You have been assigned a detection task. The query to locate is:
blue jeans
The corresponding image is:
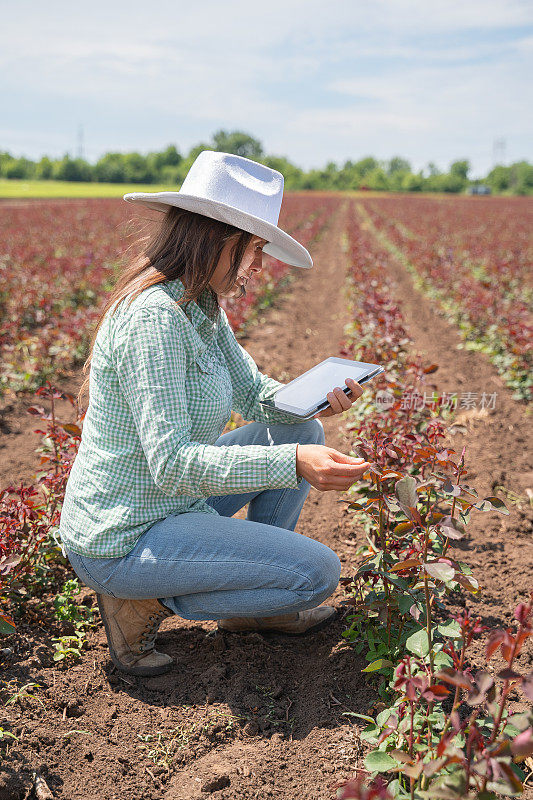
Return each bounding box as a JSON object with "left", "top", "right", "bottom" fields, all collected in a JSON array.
[{"left": 64, "top": 418, "right": 342, "bottom": 621}]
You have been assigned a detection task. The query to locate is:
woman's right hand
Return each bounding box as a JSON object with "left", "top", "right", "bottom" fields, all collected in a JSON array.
[{"left": 295, "top": 444, "right": 371, "bottom": 492}]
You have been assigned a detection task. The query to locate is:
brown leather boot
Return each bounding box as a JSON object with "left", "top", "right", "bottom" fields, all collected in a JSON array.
[
  {"left": 217, "top": 605, "right": 337, "bottom": 636},
  {"left": 96, "top": 594, "right": 175, "bottom": 676}
]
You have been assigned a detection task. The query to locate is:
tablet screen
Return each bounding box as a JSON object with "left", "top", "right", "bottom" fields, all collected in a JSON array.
[{"left": 273, "top": 358, "right": 381, "bottom": 415}]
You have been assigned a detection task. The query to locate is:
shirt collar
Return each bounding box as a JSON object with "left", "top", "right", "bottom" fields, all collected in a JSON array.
[{"left": 163, "top": 278, "right": 220, "bottom": 340}]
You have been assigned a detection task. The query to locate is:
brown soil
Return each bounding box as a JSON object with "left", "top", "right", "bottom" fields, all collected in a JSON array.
[
  {"left": 355, "top": 201, "right": 533, "bottom": 635},
  {"left": 1, "top": 199, "right": 531, "bottom": 800},
  {"left": 0, "top": 378, "right": 82, "bottom": 489}
]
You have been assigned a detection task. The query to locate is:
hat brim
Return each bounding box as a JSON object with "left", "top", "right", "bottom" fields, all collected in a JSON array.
[{"left": 122, "top": 191, "right": 313, "bottom": 269}]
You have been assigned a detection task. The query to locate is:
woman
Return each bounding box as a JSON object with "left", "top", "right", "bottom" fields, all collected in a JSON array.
[{"left": 59, "top": 151, "right": 371, "bottom": 677}]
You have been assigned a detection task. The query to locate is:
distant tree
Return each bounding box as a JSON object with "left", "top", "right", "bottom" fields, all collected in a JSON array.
[
  {"left": 94, "top": 153, "right": 127, "bottom": 183},
  {"left": 53, "top": 155, "right": 92, "bottom": 182},
  {"left": 400, "top": 171, "right": 424, "bottom": 191},
  {"left": 211, "top": 130, "right": 263, "bottom": 160},
  {"left": 425, "top": 161, "right": 441, "bottom": 177},
  {"left": 262, "top": 155, "right": 304, "bottom": 189},
  {"left": 146, "top": 145, "right": 183, "bottom": 179},
  {"left": 0, "top": 136, "right": 530, "bottom": 194},
  {"left": 355, "top": 156, "right": 378, "bottom": 177},
  {"left": 158, "top": 164, "right": 182, "bottom": 185},
  {"left": 0, "top": 151, "right": 10, "bottom": 177},
  {"left": 300, "top": 168, "right": 324, "bottom": 190},
  {"left": 364, "top": 167, "right": 389, "bottom": 190},
  {"left": 186, "top": 143, "right": 212, "bottom": 162},
  {"left": 486, "top": 161, "right": 533, "bottom": 195},
  {"left": 449, "top": 160, "right": 470, "bottom": 181},
  {"left": 429, "top": 172, "right": 467, "bottom": 193},
  {"left": 2, "top": 156, "right": 35, "bottom": 179},
  {"left": 320, "top": 161, "right": 344, "bottom": 189},
  {"left": 123, "top": 152, "right": 156, "bottom": 184},
  {"left": 507, "top": 161, "right": 533, "bottom": 195},
  {"left": 35, "top": 156, "right": 54, "bottom": 179},
  {"left": 334, "top": 162, "right": 359, "bottom": 191},
  {"left": 160, "top": 144, "right": 182, "bottom": 166},
  {"left": 339, "top": 160, "right": 365, "bottom": 190},
  {"left": 389, "top": 169, "right": 410, "bottom": 192},
  {"left": 387, "top": 156, "right": 411, "bottom": 175},
  {"left": 175, "top": 143, "right": 214, "bottom": 183},
  {"left": 485, "top": 164, "right": 509, "bottom": 193}
]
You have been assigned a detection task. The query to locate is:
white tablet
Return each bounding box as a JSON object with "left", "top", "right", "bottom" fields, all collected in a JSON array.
[{"left": 259, "top": 357, "right": 384, "bottom": 420}]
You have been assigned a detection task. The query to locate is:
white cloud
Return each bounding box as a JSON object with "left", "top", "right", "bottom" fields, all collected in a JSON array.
[{"left": 0, "top": 0, "right": 531, "bottom": 176}]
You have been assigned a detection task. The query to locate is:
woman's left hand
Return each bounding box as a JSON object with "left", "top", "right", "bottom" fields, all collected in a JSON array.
[{"left": 313, "top": 377, "right": 364, "bottom": 419}]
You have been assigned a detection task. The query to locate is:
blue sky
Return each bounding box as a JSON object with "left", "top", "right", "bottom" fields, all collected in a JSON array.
[{"left": 1, "top": 0, "right": 532, "bottom": 178}]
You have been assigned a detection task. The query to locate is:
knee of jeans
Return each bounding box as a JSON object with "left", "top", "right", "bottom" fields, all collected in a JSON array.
[
  {"left": 298, "top": 418, "right": 325, "bottom": 446},
  {"left": 306, "top": 545, "right": 342, "bottom": 596}
]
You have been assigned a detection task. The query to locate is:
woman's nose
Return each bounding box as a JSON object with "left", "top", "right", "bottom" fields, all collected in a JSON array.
[{"left": 251, "top": 251, "right": 263, "bottom": 272}]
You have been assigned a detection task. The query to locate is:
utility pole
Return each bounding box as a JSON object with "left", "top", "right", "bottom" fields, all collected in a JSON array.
[
  {"left": 77, "top": 125, "right": 85, "bottom": 160},
  {"left": 492, "top": 137, "right": 506, "bottom": 166}
]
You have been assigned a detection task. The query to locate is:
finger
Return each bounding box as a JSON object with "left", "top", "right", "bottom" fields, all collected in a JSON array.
[
  {"left": 319, "top": 476, "right": 370, "bottom": 490},
  {"left": 346, "top": 377, "right": 363, "bottom": 394},
  {"left": 327, "top": 450, "right": 369, "bottom": 464},
  {"left": 325, "top": 462, "right": 372, "bottom": 477},
  {"left": 332, "top": 386, "right": 352, "bottom": 410},
  {"left": 345, "top": 378, "right": 363, "bottom": 398},
  {"left": 326, "top": 391, "right": 343, "bottom": 414}
]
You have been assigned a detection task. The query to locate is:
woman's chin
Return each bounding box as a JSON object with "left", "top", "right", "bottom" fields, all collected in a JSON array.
[{"left": 220, "top": 284, "right": 245, "bottom": 300}]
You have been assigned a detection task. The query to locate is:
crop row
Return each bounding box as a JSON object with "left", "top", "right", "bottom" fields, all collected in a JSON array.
[
  {"left": 0, "top": 195, "right": 340, "bottom": 398},
  {"left": 355, "top": 197, "right": 533, "bottom": 402},
  {"left": 332, "top": 201, "right": 532, "bottom": 799}
]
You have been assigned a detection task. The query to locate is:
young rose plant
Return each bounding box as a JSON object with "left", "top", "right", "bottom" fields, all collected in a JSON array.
[
  {"left": 349, "top": 598, "right": 533, "bottom": 799},
  {"left": 0, "top": 382, "right": 84, "bottom": 627},
  {"left": 339, "top": 431, "right": 508, "bottom": 685}
]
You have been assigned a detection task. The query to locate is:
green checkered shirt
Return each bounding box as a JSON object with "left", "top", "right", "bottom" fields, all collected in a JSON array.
[{"left": 58, "top": 278, "right": 306, "bottom": 558}]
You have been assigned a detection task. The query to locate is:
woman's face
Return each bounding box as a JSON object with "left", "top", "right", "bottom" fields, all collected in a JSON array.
[{"left": 209, "top": 234, "right": 267, "bottom": 299}]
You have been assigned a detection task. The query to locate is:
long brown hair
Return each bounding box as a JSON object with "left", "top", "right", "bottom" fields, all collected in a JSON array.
[{"left": 77, "top": 206, "right": 254, "bottom": 408}]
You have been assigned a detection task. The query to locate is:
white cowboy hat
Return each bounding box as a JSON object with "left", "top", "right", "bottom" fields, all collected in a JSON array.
[{"left": 123, "top": 150, "right": 313, "bottom": 269}]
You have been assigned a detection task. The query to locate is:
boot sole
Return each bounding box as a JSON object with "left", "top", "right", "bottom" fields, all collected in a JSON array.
[
  {"left": 97, "top": 595, "right": 174, "bottom": 677},
  {"left": 218, "top": 608, "right": 338, "bottom": 637}
]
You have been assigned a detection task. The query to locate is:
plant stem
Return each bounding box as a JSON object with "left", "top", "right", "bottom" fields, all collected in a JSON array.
[
  {"left": 377, "top": 478, "right": 386, "bottom": 552},
  {"left": 50, "top": 392, "right": 60, "bottom": 477},
  {"left": 439, "top": 637, "right": 466, "bottom": 741},
  {"left": 487, "top": 622, "right": 522, "bottom": 746},
  {"left": 423, "top": 572, "right": 434, "bottom": 676}
]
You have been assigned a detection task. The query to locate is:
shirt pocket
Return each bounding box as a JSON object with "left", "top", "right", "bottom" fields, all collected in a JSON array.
[
  {"left": 187, "top": 351, "right": 231, "bottom": 405},
  {"left": 186, "top": 351, "right": 233, "bottom": 438},
  {"left": 191, "top": 351, "right": 220, "bottom": 395}
]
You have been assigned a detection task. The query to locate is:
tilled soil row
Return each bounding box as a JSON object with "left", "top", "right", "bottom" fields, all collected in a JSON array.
[{"left": 350, "top": 199, "right": 533, "bottom": 634}]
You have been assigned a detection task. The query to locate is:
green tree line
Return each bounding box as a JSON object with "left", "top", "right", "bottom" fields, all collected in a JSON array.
[{"left": 1, "top": 130, "right": 531, "bottom": 194}]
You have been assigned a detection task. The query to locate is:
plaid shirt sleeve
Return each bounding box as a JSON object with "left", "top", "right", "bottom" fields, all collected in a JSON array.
[
  {"left": 112, "top": 305, "right": 301, "bottom": 498},
  {"left": 218, "top": 307, "right": 310, "bottom": 427}
]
